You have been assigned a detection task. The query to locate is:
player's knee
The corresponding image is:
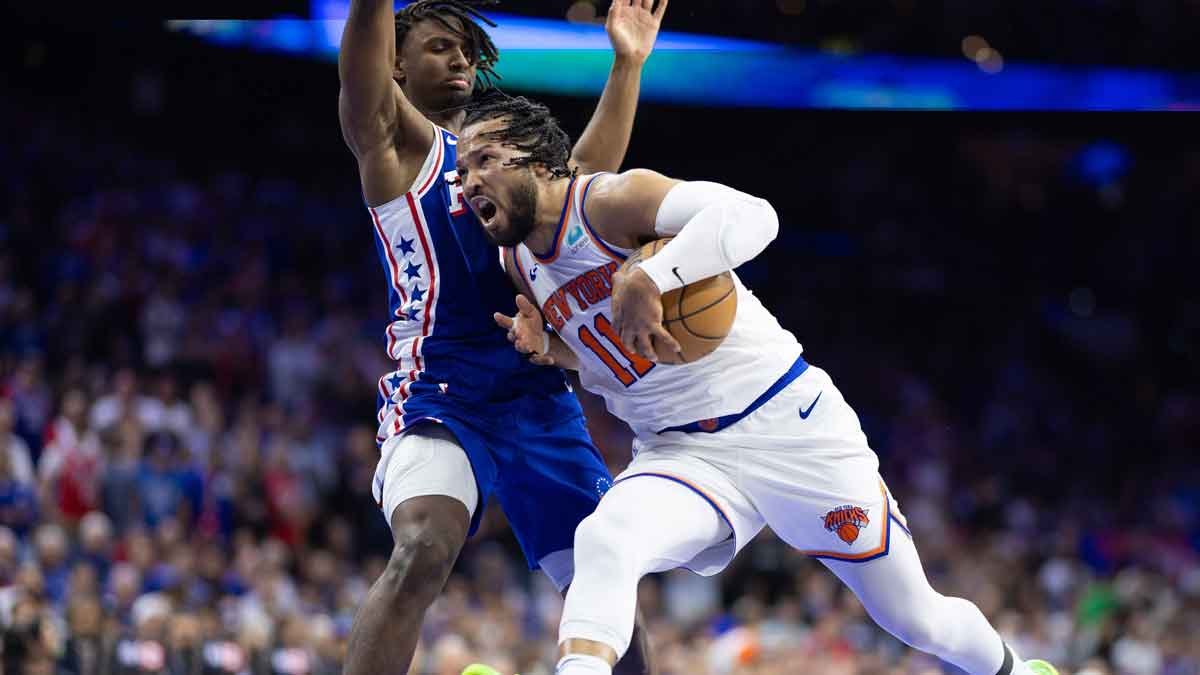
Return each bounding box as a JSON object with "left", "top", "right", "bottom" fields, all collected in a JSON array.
[
  {"left": 573, "top": 510, "right": 633, "bottom": 573},
  {"left": 380, "top": 525, "right": 459, "bottom": 608}
]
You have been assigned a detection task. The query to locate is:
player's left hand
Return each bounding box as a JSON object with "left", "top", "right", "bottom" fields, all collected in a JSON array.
[
  {"left": 611, "top": 266, "right": 682, "bottom": 363},
  {"left": 606, "top": 0, "right": 668, "bottom": 64},
  {"left": 495, "top": 295, "right": 557, "bottom": 366}
]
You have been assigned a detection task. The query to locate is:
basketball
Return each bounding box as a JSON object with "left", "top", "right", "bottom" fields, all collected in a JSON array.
[{"left": 625, "top": 237, "right": 737, "bottom": 364}]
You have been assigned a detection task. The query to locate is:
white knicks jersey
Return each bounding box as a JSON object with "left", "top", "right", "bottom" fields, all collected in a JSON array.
[{"left": 510, "top": 174, "right": 805, "bottom": 440}]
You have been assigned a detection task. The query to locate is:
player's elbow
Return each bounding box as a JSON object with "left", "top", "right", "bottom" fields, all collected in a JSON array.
[
  {"left": 720, "top": 194, "right": 778, "bottom": 260},
  {"left": 749, "top": 196, "right": 780, "bottom": 245}
]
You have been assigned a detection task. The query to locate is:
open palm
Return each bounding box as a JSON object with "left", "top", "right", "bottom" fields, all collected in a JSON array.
[{"left": 606, "top": 0, "right": 668, "bottom": 63}]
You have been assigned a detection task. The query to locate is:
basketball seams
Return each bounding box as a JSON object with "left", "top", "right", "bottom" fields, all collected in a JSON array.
[
  {"left": 664, "top": 277, "right": 736, "bottom": 341},
  {"left": 664, "top": 277, "right": 735, "bottom": 322}
]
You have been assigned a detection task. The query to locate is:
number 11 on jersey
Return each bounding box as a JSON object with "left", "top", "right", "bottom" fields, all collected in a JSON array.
[{"left": 578, "top": 314, "right": 655, "bottom": 387}]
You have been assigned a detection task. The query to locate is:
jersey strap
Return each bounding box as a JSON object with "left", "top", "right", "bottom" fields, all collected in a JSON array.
[
  {"left": 576, "top": 173, "right": 628, "bottom": 263},
  {"left": 655, "top": 355, "right": 808, "bottom": 435}
]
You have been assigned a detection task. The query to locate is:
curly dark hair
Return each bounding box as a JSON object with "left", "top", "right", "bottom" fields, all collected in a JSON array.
[
  {"left": 395, "top": 0, "right": 502, "bottom": 89},
  {"left": 462, "top": 89, "right": 575, "bottom": 179}
]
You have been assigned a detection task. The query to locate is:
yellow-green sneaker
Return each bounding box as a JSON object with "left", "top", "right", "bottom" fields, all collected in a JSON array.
[
  {"left": 1027, "top": 660, "right": 1059, "bottom": 675},
  {"left": 462, "top": 665, "right": 515, "bottom": 675}
]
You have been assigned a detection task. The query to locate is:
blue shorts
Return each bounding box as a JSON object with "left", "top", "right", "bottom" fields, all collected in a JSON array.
[{"left": 393, "top": 390, "right": 612, "bottom": 570}]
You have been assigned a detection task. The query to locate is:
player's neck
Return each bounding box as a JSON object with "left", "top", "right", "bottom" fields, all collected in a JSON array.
[
  {"left": 526, "top": 177, "right": 573, "bottom": 254},
  {"left": 422, "top": 107, "right": 466, "bottom": 133}
]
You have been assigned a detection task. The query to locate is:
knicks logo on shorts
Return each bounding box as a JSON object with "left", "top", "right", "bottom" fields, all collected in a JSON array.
[
  {"left": 698, "top": 418, "right": 718, "bottom": 431},
  {"left": 822, "top": 505, "right": 870, "bottom": 545}
]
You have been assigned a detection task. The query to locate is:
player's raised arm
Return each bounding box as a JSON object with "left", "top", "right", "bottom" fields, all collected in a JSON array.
[
  {"left": 585, "top": 169, "right": 780, "bottom": 361},
  {"left": 338, "top": 0, "right": 435, "bottom": 202},
  {"left": 568, "top": 0, "right": 668, "bottom": 175}
]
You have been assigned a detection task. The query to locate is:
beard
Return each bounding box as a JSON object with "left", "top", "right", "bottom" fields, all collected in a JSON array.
[{"left": 483, "top": 176, "right": 539, "bottom": 248}]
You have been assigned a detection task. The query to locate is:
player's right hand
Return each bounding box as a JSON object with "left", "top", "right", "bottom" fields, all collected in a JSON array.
[{"left": 494, "top": 295, "right": 555, "bottom": 366}]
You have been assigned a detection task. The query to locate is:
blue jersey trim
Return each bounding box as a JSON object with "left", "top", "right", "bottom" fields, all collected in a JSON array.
[
  {"left": 530, "top": 176, "right": 578, "bottom": 262},
  {"left": 656, "top": 355, "right": 809, "bottom": 435},
  {"left": 579, "top": 173, "right": 628, "bottom": 262}
]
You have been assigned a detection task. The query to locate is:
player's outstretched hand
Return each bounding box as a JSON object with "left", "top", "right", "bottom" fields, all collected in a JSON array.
[
  {"left": 606, "top": 0, "right": 668, "bottom": 64},
  {"left": 611, "top": 267, "right": 682, "bottom": 363},
  {"left": 494, "top": 295, "right": 556, "bottom": 366}
]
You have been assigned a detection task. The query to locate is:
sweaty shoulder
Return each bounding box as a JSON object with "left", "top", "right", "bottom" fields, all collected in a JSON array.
[{"left": 581, "top": 170, "right": 681, "bottom": 248}]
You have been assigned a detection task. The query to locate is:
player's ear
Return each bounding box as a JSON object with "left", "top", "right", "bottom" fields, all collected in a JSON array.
[{"left": 393, "top": 52, "right": 407, "bottom": 84}]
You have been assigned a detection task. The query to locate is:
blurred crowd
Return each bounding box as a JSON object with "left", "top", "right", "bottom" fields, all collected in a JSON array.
[{"left": 3, "top": 22, "right": 1200, "bottom": 675}]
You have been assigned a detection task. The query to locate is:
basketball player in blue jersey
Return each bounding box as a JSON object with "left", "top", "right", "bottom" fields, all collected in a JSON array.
[
  {"left": 336, "top": 2, "right": 667, "bottom": 674},
  {"left": 456, "top": 94, "right": 1061, "bottom": 675}
]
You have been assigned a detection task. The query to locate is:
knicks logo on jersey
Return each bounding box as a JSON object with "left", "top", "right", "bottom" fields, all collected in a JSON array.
[
  {"left": 822, "top": 505, "right": 870, "bottom": 545},
  {"left": 444, "top": 170, "right": 466, "bottom": 216},
  {"left": 540, "top": 261, "right": 620, "bottom": 332}
]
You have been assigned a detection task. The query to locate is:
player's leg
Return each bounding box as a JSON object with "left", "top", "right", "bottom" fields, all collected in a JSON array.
[
  {"left": 542, "top": 547, "right": 652, "bottom": 675},
  {"left": 493, "top": 410, "right": 655, "bottom": 675},
  {"left": 821, "top": 523, "right": 1039, "bottom": 675},
  {"left": 555, "top": 475, "right": 734, "bottom": 675},
  {"left": 740, "top": 364, "right": 1049, "bottom": 674},
  {"left": 344, "top": 424, "right": 483, "bottom": 675}
]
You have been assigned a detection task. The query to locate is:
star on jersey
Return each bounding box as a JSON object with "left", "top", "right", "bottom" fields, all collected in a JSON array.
[
  {"left": 404, "top": 261, "right": 423, "bottom": 280},
  {"left": 387, "top": 373, "right": 404, "bottom": 390},
  {"left": 397, "top": 237, "right": 415, "bottom": 256},
  {"left": 410, "top": 286, "right": 425, "bottom": 302},
  {"left": 406, "top": 306, "right": 421, "bottom": 321}
]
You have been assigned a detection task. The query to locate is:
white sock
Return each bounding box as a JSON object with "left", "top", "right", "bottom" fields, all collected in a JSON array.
[
  {"left": 1006, "top": 644, "right": 1036, "bottom": 675},
  {"left": 555, "top": 654, "right": 612, "bottom": 675}
]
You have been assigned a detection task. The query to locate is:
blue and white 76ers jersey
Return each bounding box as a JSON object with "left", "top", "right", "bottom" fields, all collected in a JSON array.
[{"left": 510, "top": 174, "right": 804, "bottom": 440}]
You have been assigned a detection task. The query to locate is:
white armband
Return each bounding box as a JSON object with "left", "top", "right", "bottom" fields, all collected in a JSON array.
[{"left": 637, "top": 181, "right": 779, "bottom": 293}]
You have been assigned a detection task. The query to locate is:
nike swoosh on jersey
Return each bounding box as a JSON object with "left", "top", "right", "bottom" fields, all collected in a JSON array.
[{"left": 799, "top": 391, "right": 823, "bottom": 419}]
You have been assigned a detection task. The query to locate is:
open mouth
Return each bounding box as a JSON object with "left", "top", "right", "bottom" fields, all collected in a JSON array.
[{"left": 471, "top": 196, "right": 498, "bottom": 224}]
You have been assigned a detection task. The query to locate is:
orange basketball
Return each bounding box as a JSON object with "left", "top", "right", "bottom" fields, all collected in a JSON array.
[
  {"left": 623, "top": 237, "right": 737, "bottom": 364},
  {"left": 837, "top": 522, "right": 861, "bottom": 545}
]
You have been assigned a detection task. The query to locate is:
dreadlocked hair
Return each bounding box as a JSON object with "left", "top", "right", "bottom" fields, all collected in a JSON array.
[
  {"left": 463, "top": 89, "right": 575, "bottom": 179},
  {"left": 395, "top": 0, "right": 502, "bottom": 89}
]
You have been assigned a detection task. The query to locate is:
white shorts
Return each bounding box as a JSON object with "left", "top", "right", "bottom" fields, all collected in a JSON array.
[
  {"left": 619, "top": 364, "right": 909, "bottom": 576},
  {"left": 371, "top": 424, "right": 480, "bottom": 531}
]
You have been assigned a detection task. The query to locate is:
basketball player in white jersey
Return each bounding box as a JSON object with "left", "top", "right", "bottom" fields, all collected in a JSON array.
[{"left": 453, "top": 93, "right": 1061, "bottom": 675}]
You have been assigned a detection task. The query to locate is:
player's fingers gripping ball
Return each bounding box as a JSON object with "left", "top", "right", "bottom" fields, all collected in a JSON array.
[{"left": 621, "top": 237, "right": 737, "bottom": 364}]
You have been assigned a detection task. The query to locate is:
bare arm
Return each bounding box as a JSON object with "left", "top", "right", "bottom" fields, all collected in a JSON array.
[
  {"left": 569, "top": 0, "right": 668, "bottom": 175},
  {"left": 539, "top": 332, "right": 582, "bottom": 371},
  {"left": 338, "top": 0, "right": 435, "bottom": 204},
  {"left": 581, "top": 169, "right": 680, "bottom": 246}
]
